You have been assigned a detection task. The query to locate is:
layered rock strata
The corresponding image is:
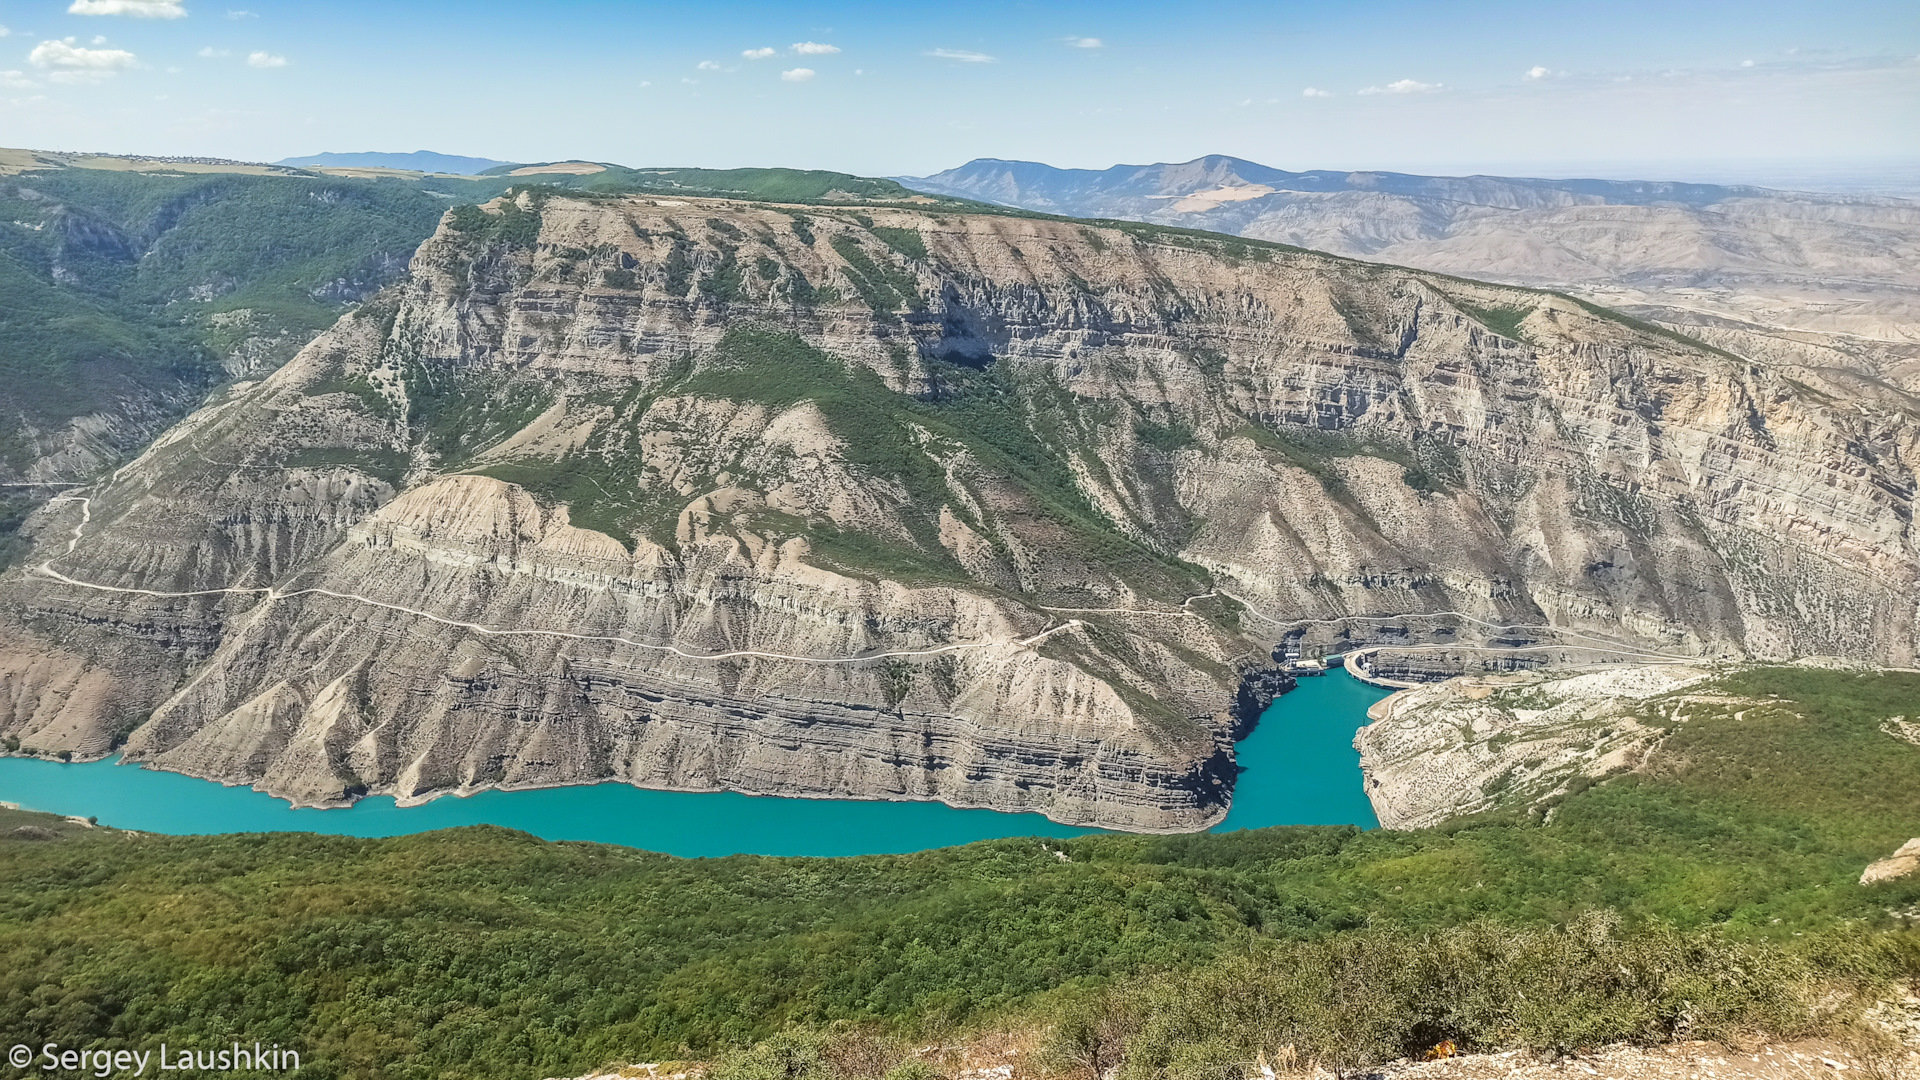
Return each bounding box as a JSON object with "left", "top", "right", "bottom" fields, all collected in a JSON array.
[{"left": 1, "top": 192, "right": 1915, "bottom": 829}]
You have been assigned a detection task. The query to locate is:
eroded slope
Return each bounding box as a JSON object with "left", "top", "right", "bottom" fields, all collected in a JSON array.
[{"left": 1, "top": 191, "right": 1913, "bottom": 829}]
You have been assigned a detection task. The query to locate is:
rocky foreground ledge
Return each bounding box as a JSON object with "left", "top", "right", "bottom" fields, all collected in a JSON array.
[{"left": 555, "top": 1011, "right": 1920, "bottom": 1080}]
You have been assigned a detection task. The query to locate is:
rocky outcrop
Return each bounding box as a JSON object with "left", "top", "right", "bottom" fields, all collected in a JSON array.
[
  {"left": 1863, "top": 839, "right": 1920, "bottom": 885},
  {"left": 1, "top": 191, "right": 1915, "bottom": 830},
  {"left": 1232, "top": 668, "right": 1297, "bottom": 737},
  {"left": 1353, "top": 665, "right": 1715, "bottom": 829}
]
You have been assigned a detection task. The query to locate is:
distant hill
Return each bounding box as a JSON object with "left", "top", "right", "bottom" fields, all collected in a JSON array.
[
  {"left": 898, "top": 155, "right": 1920, "bottom": 387},
  {"left": 277, "top": 151, "right": 516, "bottom": 175},
  {"left": 0, "top": 149, "right": 484, "bottom": 546},
  {"left": 900, "top": 154, "right": 1761, "bottom": 216}
]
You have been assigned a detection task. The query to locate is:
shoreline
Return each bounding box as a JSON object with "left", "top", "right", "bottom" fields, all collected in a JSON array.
[{"left": 0, "top": 664, "right": 1413, "bottom": 841}]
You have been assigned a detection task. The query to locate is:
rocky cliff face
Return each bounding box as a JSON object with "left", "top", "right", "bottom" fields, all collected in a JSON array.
[
  {"left": 904, "top": 156, "right": 1920, "bottom": 404},
  {"left": 1353, "top": 665, "right": 1715, "bottom": 829},
  {"left": 1, "top": 191, "right": 1914, "bottom": 830}
]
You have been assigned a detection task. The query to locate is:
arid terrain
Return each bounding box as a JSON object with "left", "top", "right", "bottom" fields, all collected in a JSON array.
[
  {"left": 1, "top": 188, "right": 1913, "bottom": 828},
  {"left": 904, "top": 156, "right": 1920, "bottom": 409}
]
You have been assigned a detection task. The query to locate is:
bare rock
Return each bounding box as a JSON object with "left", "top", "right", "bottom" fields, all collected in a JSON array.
[
  {"left": 1863, "top": 838, "right": 1920, "bottom": 885},
  {"left": 2, "top": 193, "right": 1916, "bottom": 831}
]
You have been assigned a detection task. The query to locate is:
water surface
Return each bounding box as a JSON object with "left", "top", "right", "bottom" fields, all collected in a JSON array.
[
  {"left": 0, "top": 671, "right": 1388, "bottom": 855},
  {"left": 1216, "top": 669, "right": 1388, "bottom": 831}
]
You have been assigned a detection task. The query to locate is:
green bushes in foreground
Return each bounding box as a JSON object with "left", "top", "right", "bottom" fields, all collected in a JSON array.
[
  {"left": 711, "top": 918, "right": 1917, "bottom": 1080},
  {"left": 1053, "top": 916, "right": 1914, "bottom": 1077}
]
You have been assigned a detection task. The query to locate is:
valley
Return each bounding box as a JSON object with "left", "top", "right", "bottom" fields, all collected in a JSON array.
[
  {"left": 3, "top": 663, "right": 1916, "bottom": 1077},
  {"left": 1, "top": 0, "right": 1915, "bottom": 1070},
  {"left": 11, "top": 0, "right": 1920, "bottom": 1068},
  {"left": 1, "top": 180, "right": 1912, "bottom": 831}
]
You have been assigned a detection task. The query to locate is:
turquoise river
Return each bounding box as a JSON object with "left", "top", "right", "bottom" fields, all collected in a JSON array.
[{"left": 0, "top": 670, "right": 1389, "bottom": 856}]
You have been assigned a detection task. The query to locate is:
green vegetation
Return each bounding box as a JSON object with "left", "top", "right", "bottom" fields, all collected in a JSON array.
[
  {"left": 0, "top": 668, "right": 1916, "bottom": 1079},
  {"left": 279, "top": 447, "right": 411, "bottom": 486},
  {"left": 0, "top": 246, "right": 206, "bottom": 466},
  {"left": 869, "top": 226, "right": 929, "bottom": 262},
  {"left": 1563, "top": 294, "right": 1746, "bottom": 362},
  {"left": 828, "top": 234, "right": 924, "bottom": 323},
  {"left": 445, "top": 199, "right": 543, "bottom": 247},
  {"left": 784, "top": 211, "right": 818, "bottom": 245},
  {"left": 403, "top": 363, "right": 553, "bottom": 464},
  {"left": 1233, "top": 423, "right": 1464, "bottom": 498},
  {"left": 1133, "top": 418, "right": 1196, "bottom": 453},
  {"left": 428, "top": 329, "right": 1203, "bottom": 594},
  {"left": 480, "top": 164, "right": 921, "bottom": 205},
  {"left": 1449, "top": 299, "right": 1536, "bottom": 344},
  {"left": 686, "top": 331, "right": 1201, "bottom": 595},
  {"left": 0, "top": 164, "right": 467, "bottom": 555},
  {"left": 471, "top": 454, "right": 665, "bottom": 553},
  {"left": 0, "top": 490, "right": 46, "bottom": 570},
  {"left": 305, "top": 372, "right": 396, "bottom": 418},
  {"left": 699, "top": 248, "right": 747, "bottom": 305},
  {"left": 662, "top": 238, "right": 696, "bottom": 297}
]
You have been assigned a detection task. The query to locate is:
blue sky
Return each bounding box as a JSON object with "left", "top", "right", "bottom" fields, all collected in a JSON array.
[{"left": 0, "top": 0, "right": 1914, "bottom": 182}]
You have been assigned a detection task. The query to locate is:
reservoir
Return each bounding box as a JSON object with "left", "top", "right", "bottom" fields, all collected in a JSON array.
[{"left": 0, "top": 670, "right": 1390, "bottom": 856}]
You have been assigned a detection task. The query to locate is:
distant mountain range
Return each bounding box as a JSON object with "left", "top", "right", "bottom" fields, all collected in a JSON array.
[
  {"left": 893, "top": 155, "right": 1919, "bottom": 292},
  {"left": 276, "top": 151, "right": 516, "bottom": 175},
  {"left": 901, "top": 155, "right": 1762, "bottom": 216},
  {"left": 899, "top": 155, "right": 1920, "bottom": 384}
]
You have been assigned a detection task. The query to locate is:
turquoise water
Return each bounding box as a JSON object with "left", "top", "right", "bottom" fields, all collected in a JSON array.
[
  {"left": 1215, "top": 670, "right": 1388, "bottom": 831},
  {"left": 0, "top": 671, "right": 1388, "bottom": 855}
]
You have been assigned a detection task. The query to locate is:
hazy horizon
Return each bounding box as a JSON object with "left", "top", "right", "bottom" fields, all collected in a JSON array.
[{"left": 0, "top": 0, "right": 1913, "bottom": 186}]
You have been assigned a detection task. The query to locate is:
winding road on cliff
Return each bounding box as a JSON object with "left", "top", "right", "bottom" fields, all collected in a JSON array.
[{"left": 30, "top": 493, "right": 1699, "bottom": 675}]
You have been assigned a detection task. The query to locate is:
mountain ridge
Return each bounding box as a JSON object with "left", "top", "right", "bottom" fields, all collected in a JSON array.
[
  {"left": 276, "top": 150, "right": 517, "bottom": 175},
  {"left": 1, "top": 189, "right": 1911, "bottom": 829},
  {"left": 899, "top": 153, "right": 1920, "bottom": 411},
  {"left": 902, "top": 154, "right": 1792, "bottom": 212}
]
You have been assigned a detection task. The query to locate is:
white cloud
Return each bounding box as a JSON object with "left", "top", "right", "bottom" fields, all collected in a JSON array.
[
  {"left": 1, "top": 70, "right": 37, "bottom": 88},
  {"left": 225, "top": 8, "right": 255, "bottom": 17},
  {"left": 928, "top": 48, "right": 993, "bottom": 63},
  {"left": 1065, "top": 36, "right": 1102, "bottom": 48},
  {"left": 0, "top": 25, "right": 11, "bottom": 37},
  {"left": 742, "top": 47, "right": 776, "bottom": 60},
  {"left": 1525, "top": 65, "right": 1551, "bottom": 80},
  {"left": 1302, "top": 86, "right": 1332, "bottom": 97},
  {"left": 780, "top": 67, "right": 814, "bottom": 82},
  {"left": 790, "top": 41, "right": 838, "bottom": 55},
  {"left": 639, "top": 79, "right": 651, "bottom": 87},
  {"left": 696, "top": 59, "right": 721, "bottom": 71},
  {"left": 1740, "top": 59, "right": 1755, "bottom": 67},
  {"left": 30, "top": 38, "right": 137, "bottom": 74},
  {"left": 245, "top": 50, "right": 285, "bottom": 67},
  {"left": 1358, "top": 78, "right": 1441, "bottom": 95},
  {"left": 67, "top": 0, "right": 186, "bottom": 18},
  {"left": 197, "top": 45, "right": 227, "bottom": 56}
]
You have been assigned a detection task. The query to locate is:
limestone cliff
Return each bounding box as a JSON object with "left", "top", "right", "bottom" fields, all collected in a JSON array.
[
  {"left": 1353, "top": 665, "right": 1716, "bottom": 829},
  {"left": 1, "top": 191, "right": 1914, "bottom": 830}
]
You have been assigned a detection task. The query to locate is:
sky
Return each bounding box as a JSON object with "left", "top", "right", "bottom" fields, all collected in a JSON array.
[{"left": 0, "top": 0, "right": 1915, "bottom": 185}]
